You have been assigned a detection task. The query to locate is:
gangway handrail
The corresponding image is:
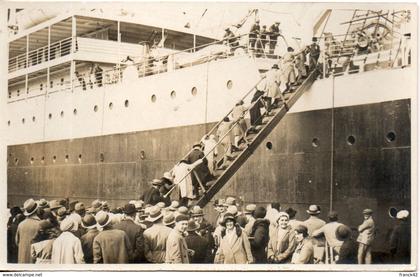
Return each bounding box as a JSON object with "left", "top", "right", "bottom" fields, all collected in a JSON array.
[{"left": 163, "top": 76, "right": 266, "bottom": 199}]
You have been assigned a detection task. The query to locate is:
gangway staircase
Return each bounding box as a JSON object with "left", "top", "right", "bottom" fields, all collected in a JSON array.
[{"left": 166, "top": 69, "right": 319, "bottom": 208}]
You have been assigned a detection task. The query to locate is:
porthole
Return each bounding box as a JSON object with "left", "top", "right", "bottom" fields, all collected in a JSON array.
[
  {"left": 109, "top": 102, "right": 113, "bottom": 109},
  {"left": 73, "top": 108, "right": 77, "bottom": 115},
  {"left": 78, "top": 154, "right": 82, "bottom": 163},
  {"left": 388, "top": 207, "right": 398, "bottom": 218},
  {"left": 14, "top": 158, "right": 19, "bottom": 165},
  {"left": 8, "top": 92, "right": 11, "bottom": 98},
  {"left": 124, "top": 100, "right": 129, "bottom": 107},
  {"left": 65, "top": 154, "right": 69, "bottom": 162},
  {"left": 312, "top": 138, "right": 319, "bottom": 147},
  {"left": 151, "top": 95, "right": 157, "bottom": 103},
  {"left": 386, "top": 131, "right": 396, "bottom": 142},
  {"left": 48, "top": 113, "right": 52, "bottom": 119},
  {"left": 266, "top": 141, "right": 273, "bottom": 150},
  {"left": 21, "top": 118, "right": 25, "bottom": 124},
  {"left": 60, "top": 78, "right": 64, "bottom": 86},
  {"left": 41, "top": 156, "right": 45, "bottom": 163},
  {"left": 94, "top": 105, "right": 98, "bottom": 112},
  {"left": 30, "top": 157, "right": 34, "bottom": 164},
  {"left": 17, "top": 89, "right": 20, "bottom": 96},
  {"left": 53, "top": 155, "right": 57, "bottom": 163},
  {"left": 32, "top": 116, "right": 36, "bottom": 122},
  {"left": 226, "top": 80, "right": 233, "bottom": 90},
  {"left": 50, "top": 81, "right": 53, "bottom": 88},
  {"left": 170, "top": 90, "right": 176, "bottom": 99},
  {"left": 191, "top": 87, "right": 198, "bottom": 96},
  {"left": 99, "top": 153, "right": 105, "bottom": 162},
  {"left": 60, "top": 111, "right": 64, "bottom": 117},
  {"left": 7, "top": 120, "right": 10, "bottom": 126},
  {"left": 140, "top": 150, "right": 146, "bottom": 160},
  {"left": 347, "top": 135, "right": 356, "bottom": 145},
  {"left": 40, "top": 83, "right": 43, "bottom": 91}
]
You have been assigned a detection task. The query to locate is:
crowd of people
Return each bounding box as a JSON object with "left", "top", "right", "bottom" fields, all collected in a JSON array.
[{"left": 7, "top": 195, "right": 411, "bottom": 265}]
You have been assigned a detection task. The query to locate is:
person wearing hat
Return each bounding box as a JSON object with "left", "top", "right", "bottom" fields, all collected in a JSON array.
[
  {"left": 51, "top": 218, "right": 85, "bottom": 264},
  {"left": 266, "top": 202, "right": 281, "bottom": 240},
  {"left": 7, "top": 206, "right": 23, "bottom": 263},
  {"left": 113, "top": 203, "right": 146, "bottom": 263},
  {"left": 143, "top": 206, "right": 172, "bottom": 263},
  {"left": 30, "top": 220, "right": 59, "bottom": 264},
  {"left": 163, "top": 213, "right": 176, "bottom": 228},
  {"left": 312, "top": 211, "right": 344, "bottom": 261},
  {"left": 187, "top": 142, "right": 214, "bottom": 196},
  {"left": 200, "top": 134, "right": 218, "bottom": 175},
  {"left": 291, "top": 225, "right": 314, "bottom": 264},
  {"left": 231, "top": 100, "right": 248, "bottom": 151},
  {"left": 257, "top": 25, "right": 269, "bottom": 55},
  {"left": 80, "top": 214, "right": 99, "bottom": 263},
  {"left": 335, "top": 225, "right": 358, "bottom": 264},
  {"left": 165, "top": 214, "right": 190, "bottom": 263},
  {"left": 268, "top": 21, "right": 282, "bottom": 54},
  {"left": 168, "top": 200, "right": 180, "bottom": 212},
  {"left": 249, "top": 19, "right": 260, "bottom": 51},
  {"left": 389, "top": 209, "right": 410, "bottom": 264},
  {"left": 279, "top": 46, "right": 297, "bottom": 94},
  {"left": 214, "top": 213, "right": 253, "bottom": 264},
  {"left": 92, "top": 211, "right": 132, "bottom": 263},
  {"left": 248, "top": 89, "right": 265, "bottom": 130},
  {"left": 160, "top": 172, "right": 175, "bottom": 207},
  {"left": 244, "top": 204, "right": 257, "bottom": 236},
  {"left": 89, "top": 199, "right": 102, "bottom": 215},
  {"left": 16, "top": 198, "right": 42, "bottom": 263},
  {"left": 185, "top": 219, "right": 210, "bottom": 263},
  {"left": 309, "top": 37, "right": 320, "bottom": 71},
  {"left": 173, "top": 158, "right": 204, "bottom": 207},
  {"left": 303, "top": 204, "right": 326, "bottom": 263},
  {"left": 356, "top": 208, "right": 375, "bottom": 264},
  {"left": 223, "top": 27, "right": 239, "bottom": 49},
  {"left": 267, "top": 212, "right": 296, "bottom": 263},
  {"left": 216, "top": 117, "right": 234, "bottom": 169},
  {"left": 141, "top": 179, "right": 165, "bottom": 206},
  {"left": 191, "top": 205, "right": 215, "bottom": 261},
  {"left": 263, "top": 62, "right": 284, "bottom": 113},
  {"left": 249, "top": 206, "right": 270, "bottom": 263}
]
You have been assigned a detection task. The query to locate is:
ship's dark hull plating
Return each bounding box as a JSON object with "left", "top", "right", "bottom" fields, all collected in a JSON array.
[{"left": 7, "top": 98, "right": 410, "bottom": 255}]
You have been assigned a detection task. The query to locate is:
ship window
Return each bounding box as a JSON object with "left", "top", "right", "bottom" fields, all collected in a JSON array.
[
  {"left": 124, "top": 99, "right": 129, "bottom": 107},
  {"left": 191, "top": 87, "right": 198, "bottom": 96},
  {"left": 170, "top": 90, "right": 176, "bottom": 99},
  {"left": 41, "top": 156, "right": 45, "bottom": 163},
  {"left": 140, "top": 150, "right": 146, "bottom": 160},
  {"left": 17, "top": 90, "right": 20, "bottom": 97},
  {"left": 40, "top": 83, "right": 43, "bottom": 91},
  {"left": 14, "top": 158, "right": 19, "bottom": 165},
  {"left": 8, "top": 91, "right": 11, "bottom": 98},
  {"left": 53, "top": 155, "right": 56, "bottom": 163},
  {"left": 151, "top": 95, "right": 157, "bottom": 103},
  {"left": 50, "top": 81, "right": 53, "bottom": 88},
  {"left": 32, "top": 116, "right": 36, "bottom": 122},
  {"left": 386, "top": 131, "right": 396, "bottom": 142},
  {"left": 312, "top": 138, "right": 320, "bottom": 147},
  {"left": 60, "top": 111, "right": 64, "bottom": 118},
  {"left": 347, "top": 135, "right": 356, "bottom": 145},
  {"left": 60, "top": 78, "right": 64, "bottom": 86},
  {"left": 21, "top": 118, "right": 25, "bottom": 124},
  {"left": 73, "top": 108, "right": 77, "bottom": 115},
  {"left": 65, "top": 154, "right": 69, "bottom": 162},
  {"left": 78, "top": 154, "right": 82, "bottom": 163},
  {"left": 226, "top": 80, "right": 233, "bottom": 90},
  {"left": 266, "top": 141, "right": 273, "bottom": 150},
  {"left": 48, "top": 113, "right": 52, "bottom": 119},
  {"left": 30, "top": 157, "right": 34, "bottom": 164},
  {"left": 7, "top": 120, "right": 11, "bottom": 126},
  {"left": 94, "top": 105, "right": 98, "bottom": 112},
  {"left": 99, "top": 153, "right": 104, "bottom": 162},
  {"left": 109, "top": 102, "right": 113, "bottom": 109}
]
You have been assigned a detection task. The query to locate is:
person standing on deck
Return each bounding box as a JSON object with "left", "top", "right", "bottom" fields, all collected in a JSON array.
[
  {"left": 268, "top": 22, "right": 281, "bottom": 55},
  {"left": 309, "top": 37, "right": 321, "bottom": 71},
  {"left": 357, "top": 209, "right": 375, "bottom": 264},
  {"left": 249, "top": 20, "right": 261, "bottom": 51}
]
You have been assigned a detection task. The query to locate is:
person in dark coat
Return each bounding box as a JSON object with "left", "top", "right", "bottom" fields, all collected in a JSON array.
[
  {"left": 113, "top": 203, "right": 145, "bottom": 263},
  {"left": 141, "top": 179, "right": 164, "bottom": 206},
  {"left": 7, "top": 207, "right": 24, "bottom": 263},
  {"left": 191, "top": 206, "right": 215, "bottom": 262},
  {"left": 160, "top": 172, "right": 175, "bottom": 206},
  {"left": 80, "top": 214, "right": 99, "bottom": 264},
  {"left": 309, "top": 37, "right": 320, "bottom": 71},
  {"left": 187, "top": 143, "right": 213, "bottom": 194},
  {"left": 249, "top": 206, "right": 270, "bottom": 263},
  {"left": 185, "top": 219, "right": 209, "bottom": 263},
  {"left": 268, "top": 22, "right": 281, "bottom": 54},
  {"left": 249, "top": 20, "right": 260, "bottom": 50},
  {"left": 249, "top": 90, "right": 265, "bottom": 130},
  {"left": 335, "top": 224, "right": 358, "bottom": 264},
  {"left": 389, "top": 210, "right": 411, "bottom": 264}
]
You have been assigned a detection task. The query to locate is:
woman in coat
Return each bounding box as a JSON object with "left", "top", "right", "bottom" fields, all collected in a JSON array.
[
  {"left": 291, "top": 225, "right": 314, "bottom": 264},
  {"left": 215, "top": 213, "right": 254, "bottom": 264},
  {"left": 267, "top": 212, "right": 297, "bottom": 263}
]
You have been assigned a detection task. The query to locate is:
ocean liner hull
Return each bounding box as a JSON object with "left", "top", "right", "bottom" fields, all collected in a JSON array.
[{"left": 7, "top": 63, "right": 413, "bottom": 255}]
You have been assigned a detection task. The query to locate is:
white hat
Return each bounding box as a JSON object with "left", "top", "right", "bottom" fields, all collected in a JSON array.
[{"left": 396, "top": 210, "right": 409, "bottom": 219}]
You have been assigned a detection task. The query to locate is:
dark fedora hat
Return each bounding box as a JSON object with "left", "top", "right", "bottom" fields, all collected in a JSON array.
[
  {"left": 187, "top": 219, "right": 200, "bottom": 232},
  {"left": 271, "top": 64, "right": 279, "bottom": 69},
  {"left": 81, "top": 214, "right": 97, "bottom": 229},
  {"left": 124, "top": 203, "right": 137, "bottom": 215}
]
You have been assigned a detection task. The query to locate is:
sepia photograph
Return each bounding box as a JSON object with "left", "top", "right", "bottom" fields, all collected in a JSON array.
[{"left": 0, "top": 1, "right": 417, "bottom": 272}]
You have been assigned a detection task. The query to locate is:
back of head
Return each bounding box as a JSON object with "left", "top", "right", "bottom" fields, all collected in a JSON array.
[
  {"left": 328, "top": 211, "right": 338, "bottom": 222},
  {"left": 254, "top": 206, "right": 267, "bottom": 219},
  {"left": 271, "top": 202, "right": 280, "bottom": 211}
]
